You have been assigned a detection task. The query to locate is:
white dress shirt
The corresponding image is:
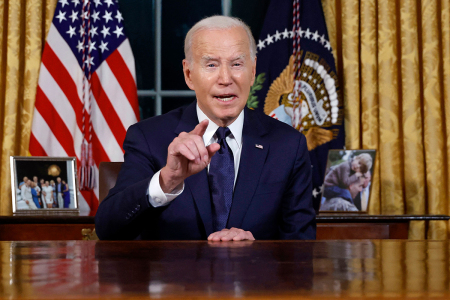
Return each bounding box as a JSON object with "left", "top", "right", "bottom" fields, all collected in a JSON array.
[
  {"left": 21, "top": 185, "right": 32, "bottom": 202},
  {"left": 147, "top": 104, "right": 244, "bottom": 207}
]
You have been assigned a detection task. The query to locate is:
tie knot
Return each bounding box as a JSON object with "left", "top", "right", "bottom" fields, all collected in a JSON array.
[{"left": 215, "top": 127, "right": 231, "bottom": 141}]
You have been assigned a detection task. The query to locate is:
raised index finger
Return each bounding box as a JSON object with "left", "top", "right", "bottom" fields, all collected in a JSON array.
[{"left": 190, "top": 119, "right": 209, "bottom": 137}]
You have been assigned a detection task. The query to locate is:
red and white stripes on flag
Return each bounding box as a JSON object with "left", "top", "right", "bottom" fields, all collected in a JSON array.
[{"left": 30, "top": 1, "right": 139, "bottom": 214}]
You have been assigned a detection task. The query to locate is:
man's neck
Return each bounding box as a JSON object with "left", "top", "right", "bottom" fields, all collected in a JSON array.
[{"left": 196, "top": 103, "right": 244, "bottom": 147}]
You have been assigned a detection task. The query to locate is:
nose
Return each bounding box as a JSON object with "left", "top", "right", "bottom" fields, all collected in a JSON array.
[{"left": 218, "top": 65, "right": 232, "bottom": 86}]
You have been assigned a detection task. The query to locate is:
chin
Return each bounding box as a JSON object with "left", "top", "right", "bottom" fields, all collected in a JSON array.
[{"left": 222, "top": 108, "right": 241, "bottom": 118}]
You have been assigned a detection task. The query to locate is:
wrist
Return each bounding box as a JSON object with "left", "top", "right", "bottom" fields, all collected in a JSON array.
[{"left": 160, "top": 167, "right": 183, "bottom": 193}]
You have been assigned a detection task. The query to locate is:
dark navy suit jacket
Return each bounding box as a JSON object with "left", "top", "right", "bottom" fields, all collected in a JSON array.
[{"left": 95, "top": 102, "right": 316, "bottom": 240}]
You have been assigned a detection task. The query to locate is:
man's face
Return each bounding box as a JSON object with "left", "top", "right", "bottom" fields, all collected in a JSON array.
[
  {"left": 57, "top": 178, "right": 61, "bottom": 183},
  {"left": 363, "top": 173, "right": 371, "bottom": 189},
  {"left": 183, "top": 27, "right": 256, "bottom": 127},
  {"left": 33, "top": 176, "right": 38, "bottom": 182},
  {"left": 26, "top": 180, "right": 32, "bottom": 187},
  {"left": 348, "top": 178, "right": 364, "bottom": 199}
]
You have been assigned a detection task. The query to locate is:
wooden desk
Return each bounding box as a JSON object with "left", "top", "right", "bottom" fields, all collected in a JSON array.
[
  {"left": 0, "top": 215, "right": 448, "bottom": 240},
  {"left": 316, "top": 214, "right": 450, "bottom": 239},
  {"left": 1, "top": 240, "right": 449, "bottom": 299},
  {"left": 0, "top": 215, "right": 95, "bottom": 241}
]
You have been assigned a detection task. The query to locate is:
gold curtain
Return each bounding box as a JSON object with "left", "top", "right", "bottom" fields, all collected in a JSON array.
[
  {"left": 323, "top": 0, "right": 450, "bottom": 239},
  {"left": 0, "top": 0, "right": 57, "bottom": 215}
]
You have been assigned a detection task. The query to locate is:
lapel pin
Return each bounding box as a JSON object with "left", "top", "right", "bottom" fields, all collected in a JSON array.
[{"left": 255, "top": 144, "right": 263, "bottom": 149}]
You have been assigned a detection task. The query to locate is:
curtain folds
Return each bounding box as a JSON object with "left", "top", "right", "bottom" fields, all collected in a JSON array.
[
  {"left": 323, "top": 0, "right": 450, "bottom": 239},
  {"left": 0, "top": 0, "right": 57, "bottom": 215}
]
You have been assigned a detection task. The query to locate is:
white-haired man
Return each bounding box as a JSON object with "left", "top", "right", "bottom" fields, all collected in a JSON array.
[
  {"left": 20, "top": 180, "right": 38, "bottom": 209},
  {"left": 96, "top": 16, "right": 316, "bottom": 241}
]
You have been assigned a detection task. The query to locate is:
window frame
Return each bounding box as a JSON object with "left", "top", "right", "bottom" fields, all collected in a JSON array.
[{"left": 136, "top": 0, "right": 232, "bottom": 116}]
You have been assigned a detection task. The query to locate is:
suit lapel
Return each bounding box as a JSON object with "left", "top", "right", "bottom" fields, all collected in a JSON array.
[
  {"left": 185, "top": 170, "right": 213, "bottom": 235},
  {"left": 228, "top": 108, "right": 269, "bottom": 229},
  {"left": 174, "top": 101, "right": 199, "bottom": 135},
  {"left": 175, "top": 102, "right": 213, "bottom": 236}
]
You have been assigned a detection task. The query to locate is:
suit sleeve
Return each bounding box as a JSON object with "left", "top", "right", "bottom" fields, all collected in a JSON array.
[
  {"left": 95, "top": 124, "right": 161, "bottom": 240},
  {"left": 279, "top": 134, "right": 316, "bottom": 240}
]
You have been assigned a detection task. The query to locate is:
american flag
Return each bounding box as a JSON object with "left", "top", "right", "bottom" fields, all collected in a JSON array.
[{"left": 29, "top": 0, "right": 139, "bottom": 214}]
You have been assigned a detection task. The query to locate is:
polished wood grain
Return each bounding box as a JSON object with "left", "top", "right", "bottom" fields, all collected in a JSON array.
[
  {"left": 0, "top": 223, "right": 95, "bottom": 240},
  {"left": 1, "top": 240, "right": 449, "bottom": 299},
  {"left": 317, "top": 222, "right": 409, "bottom": 239},
  {"left": 0, "top": 216, "right": 96, "bottom": 240},
  {"left": 1, "top": 215, "right": 448, "bottom": 241}
]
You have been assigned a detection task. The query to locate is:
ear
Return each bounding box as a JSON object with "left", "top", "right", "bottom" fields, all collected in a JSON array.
[
  {"left": 250, "top": 57, "right": 257, "bottom": 86},
  {"left": 183, "top": 59, "right": 195, "bottom": 90}
]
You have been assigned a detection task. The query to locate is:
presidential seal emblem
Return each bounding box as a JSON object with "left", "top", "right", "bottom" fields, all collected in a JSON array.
[{"left": 263, "top": 52, "right": 343, "bottom": 151}]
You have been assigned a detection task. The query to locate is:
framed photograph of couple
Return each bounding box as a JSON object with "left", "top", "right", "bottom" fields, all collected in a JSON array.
[
  {"left": 10, "top": 156, "right": 79, "bottom": 214},
  {"left": 319, "top": 149, "right": 376, "bottom": 213}
]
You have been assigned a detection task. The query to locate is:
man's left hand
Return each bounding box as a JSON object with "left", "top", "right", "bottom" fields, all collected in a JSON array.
[{"left": 207, "top": 227, "right": 255, "bottom": 241}]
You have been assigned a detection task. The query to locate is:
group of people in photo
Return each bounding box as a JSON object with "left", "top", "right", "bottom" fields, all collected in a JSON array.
[{"left": 16, "top": 176, "right": 71, "bottom": 210}]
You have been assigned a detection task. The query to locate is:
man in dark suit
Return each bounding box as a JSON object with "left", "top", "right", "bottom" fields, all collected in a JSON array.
[
  {"left": 95, "top": 16, "right": 316, "bottom": 241},
  {"left": 55, "top": 177, "right": 63, "bottom": 208}
]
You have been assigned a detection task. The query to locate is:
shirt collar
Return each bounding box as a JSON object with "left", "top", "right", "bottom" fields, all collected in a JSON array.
[{"left": 196, "top": 103, "right": 244, "bottom": 148}]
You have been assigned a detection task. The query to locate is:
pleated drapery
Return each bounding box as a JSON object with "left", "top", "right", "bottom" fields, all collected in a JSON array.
[
  {"left": 0, "top": 0, "right": 57, "bottom": 215},
  {"left": 323, "top": 0, "right": 450, "bottom": 239}
]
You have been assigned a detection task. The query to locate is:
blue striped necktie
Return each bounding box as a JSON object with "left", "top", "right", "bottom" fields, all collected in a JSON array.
[{"left": 208, "top": 127, "right": 234, "bottom": 232}]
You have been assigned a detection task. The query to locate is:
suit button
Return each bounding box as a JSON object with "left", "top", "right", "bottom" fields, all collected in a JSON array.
[{"left": 137, "top": 204, "right": 140, "bottom": 209}]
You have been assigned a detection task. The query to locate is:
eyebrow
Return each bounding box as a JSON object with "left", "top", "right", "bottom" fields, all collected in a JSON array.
[
  {"left": 201, "top": 56, "right": 217, "bottom": 62},
  {"left": 231, "top": 55, "right": 246, "bottom": 61},
  {"left": 201, "top": 55, "right": 246, "bottom": 63}
]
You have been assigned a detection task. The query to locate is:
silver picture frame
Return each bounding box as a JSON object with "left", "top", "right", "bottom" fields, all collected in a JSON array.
[{"left": 10, "top": 156, "right": 79, "bottom": 214}]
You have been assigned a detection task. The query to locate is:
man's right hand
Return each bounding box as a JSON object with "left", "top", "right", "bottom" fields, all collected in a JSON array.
[{"left": 159, "top": 120, "right": 220, "bottom": 193}]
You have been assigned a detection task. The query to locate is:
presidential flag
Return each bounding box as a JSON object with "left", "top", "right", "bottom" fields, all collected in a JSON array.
[
  {"left": 29, "top": 0, "right": 139, "bottom": 214},
  {"left": 249, "top": 0, "right": 345, "bottom": 211}
]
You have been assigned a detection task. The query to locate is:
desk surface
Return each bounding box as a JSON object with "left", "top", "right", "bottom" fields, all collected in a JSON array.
[
  {"left": 2, "top": 215, "right": 448, "bottom": 241},
  {"left": 1, "top": 214, "right": 449, "bottom": 223},
  {"left": 1, "top": 240, "right": 449, "bottom": 299}
]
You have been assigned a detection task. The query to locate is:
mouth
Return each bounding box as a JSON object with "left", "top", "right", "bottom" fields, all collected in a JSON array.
[{"left": 214, "top": 94, "right": 236, "bottom": 102}]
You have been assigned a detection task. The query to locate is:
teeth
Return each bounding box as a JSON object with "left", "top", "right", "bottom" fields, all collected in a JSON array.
[{"left": 216, "top": 96, "right": 234, "bottom": 102}]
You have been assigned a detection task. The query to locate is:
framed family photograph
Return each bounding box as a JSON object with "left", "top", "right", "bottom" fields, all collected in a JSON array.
[
  {"left": 319, "top": 149, "right": 376, "bottom": 213},
  {"left": 10, "top": 156, "right": 79, "bottom": 214}
]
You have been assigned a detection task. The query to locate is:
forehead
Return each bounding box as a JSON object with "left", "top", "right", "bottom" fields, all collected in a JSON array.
[{"left": 191, "top": 27, "right": 250, "bottom": 59}]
